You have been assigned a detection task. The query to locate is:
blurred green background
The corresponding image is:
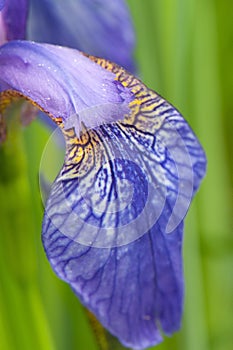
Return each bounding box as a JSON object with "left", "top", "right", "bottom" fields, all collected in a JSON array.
[{"left": 0, "top": 0, "right": 232, "bottom": 349}]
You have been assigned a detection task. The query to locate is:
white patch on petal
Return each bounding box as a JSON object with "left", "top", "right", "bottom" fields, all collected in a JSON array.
[{"left": 0, "top": 11, "right": 7, "bottom": 45}]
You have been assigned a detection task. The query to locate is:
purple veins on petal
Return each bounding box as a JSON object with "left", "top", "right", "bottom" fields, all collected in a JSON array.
[
  {"left": 41, "top": 60, "right": 205, "bottom": 347},
  {"left": 43, "top": 212, "right": 184, "bottom": 350}
]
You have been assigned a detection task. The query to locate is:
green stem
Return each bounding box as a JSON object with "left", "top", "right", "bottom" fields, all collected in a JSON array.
[
  {"left": 0, "top": 103, "right": 55, "bottom": 350},
  {"left": 87, "top": 311, "right": 131, "bottom": 350},
  {"left": 183, "top": 207, "right": 209, "bottom": 350}
]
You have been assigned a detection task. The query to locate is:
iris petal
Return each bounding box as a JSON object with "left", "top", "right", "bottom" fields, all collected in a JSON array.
[
  {"left": 0, "top": 0, "right": 28, "bottom": 44},
  {"left": 0, "top": 0, "right": 5, "bottom": 11},
  {"left": 43, "top": 214, "right": 183, "bottom": 349},
  {"left": 0, "top": 41, "right": 206, "bottom": 349},
  {"left": 42, "top": 61, "right": 205, "bottom": 347},
  {"left": 0, "top": 41, "right": 133, "bottom": 134},
  {"left": 27, "top": 0, "right": 136, "bottom": 72}
]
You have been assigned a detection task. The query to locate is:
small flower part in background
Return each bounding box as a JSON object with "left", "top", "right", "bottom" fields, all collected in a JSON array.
[
  {"left": 27, "top": 0, "right": 136, "bottom": 72},
  {"left": 0, "top": 0, "right": 28, "bottom": 45},
  {"left": 0, "top": 0, "right": 5, "bottom": 11}
]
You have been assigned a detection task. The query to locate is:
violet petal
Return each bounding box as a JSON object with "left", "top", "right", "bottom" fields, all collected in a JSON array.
[
  {"left": 0, "top": 40, "right": 133, "bottom": 134},
  {"left": 27, "top": 0, "right": 136, "bottom": 72},
  {"left": 0, "top": 0, "right": 28, "bottom": 44}
]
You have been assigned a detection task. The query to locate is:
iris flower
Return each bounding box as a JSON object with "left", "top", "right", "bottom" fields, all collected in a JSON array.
[{"left": 0, "top": 1, "right": 206, "bottom": 350}]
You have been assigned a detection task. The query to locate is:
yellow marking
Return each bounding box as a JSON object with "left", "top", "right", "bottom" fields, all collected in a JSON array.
[
  {"left": 67, "top": 145, "right": 77, "bottom": 159},
  {"left": 130, "top": 99, "right": 141, "bottom": 106},
  {"left": 73, "top": 147, "right": 84, "bottom": 163},
  {"left": 1, "top": 56, "right": 166, "bottom": 181}
]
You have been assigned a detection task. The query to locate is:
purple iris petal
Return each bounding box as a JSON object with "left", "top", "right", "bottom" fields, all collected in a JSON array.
[
  {"left": 0, "top": 0, "right": 28, "bottom": 44},
  {"left": 0, "top": 1, "right": 5, "bottom": 11},
  {"left": 42, "top": 67, "right": 205, "bottom": 346},
  {"left": 27, "top": 0, "right": 136, "bottom": 73},
  {"left": 0, "top": 41, "right": 133, "bottom": 134},
  {"left": 43, "top": 212, "right": 184, "bottom": 349},
  {"left": 0, "top": 40, "right": 206, "bottom": 348}
]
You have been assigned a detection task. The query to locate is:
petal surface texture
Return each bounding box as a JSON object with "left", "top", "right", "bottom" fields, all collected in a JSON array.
[
  {"left": 0, "top": 42, "right": 206, "bottom": 349},
  {"left": 42, "top": 61, "right": 206, "bottom": 347},
  {"left": 0, "top": 41, "right": 133, "bottom": 134},
  {"left": 0, "top": 0, "right": 28, "bottom": 44},
  {"left": 27, "top": 0, "right": 136, "bottom": 72}
]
